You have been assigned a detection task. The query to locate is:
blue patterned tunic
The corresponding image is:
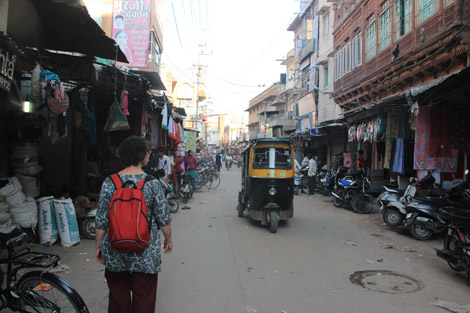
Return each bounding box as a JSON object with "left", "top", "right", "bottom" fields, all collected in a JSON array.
[{"left": 96, "top": 174, "right": 171, "bottom": 274}]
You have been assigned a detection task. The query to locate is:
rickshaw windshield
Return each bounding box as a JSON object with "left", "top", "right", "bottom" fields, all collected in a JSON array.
[{"left": 253, "top": 147, "right": 292, "bottom": 169}]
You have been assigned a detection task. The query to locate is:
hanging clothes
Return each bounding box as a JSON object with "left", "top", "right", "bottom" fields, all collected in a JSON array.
[
  {"left": 384, "top": 113, "right": 400, "bottom": 169},
  {"left": 428, "top": 106, "right": 451, "bottom": 157},
  {"left": 391, "top": 138, "right": 405, "bottom": 175},
  {"left": 120, "top": 90, "right": 129, "bottom": 116},
  {"left": 168, "top": 117, "right": 175, "bottom": 139},
  {"left": 414, "top": 106, "right": 458, "bottom": 172},
  {"left": 161, "top": 103, "right": 168, "bottom": 131}
]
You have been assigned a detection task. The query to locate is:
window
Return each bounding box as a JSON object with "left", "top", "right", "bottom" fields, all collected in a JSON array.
[
  {"left": 378, "top": 3, "right": 392, "bottom": 52},
  {"left": 301, "top": 67, "right": 310, "bottom": 90},
  {"left": 334, "top": 48, "right": 342, "bottom": 81},
  {"left": 324, "top": 66, "right": 329, "bottom": 87},
  {"left": 324, "top": 13, "right": 330, "bottom": 35},
  {"left": 444, "top": 0, "right": 455, "bottom": 7},
  {"left": 342, "top": 39, "right": 351, "bottom": 74},
  {"left": 365, "top": 18, "right": 377, "bottom": 61},
  {"left": 394, "top": 0, "right": 412, "bottom": 39},
  {"left": 352, "top": 29, "right": 362, "bottom": 69},
  {"left": 416, "top": 0, "right": 438, "bottom": 24},
  {"left": 253, "top": 147, "right": 292, "bottom": 169}
]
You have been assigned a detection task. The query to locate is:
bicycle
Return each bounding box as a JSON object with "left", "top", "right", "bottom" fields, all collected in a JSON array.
[
  {"left": 204, "top": 167, "right": 221, "bottom": 189},
  {"left": 0, "top": 232, "right": 89, "bottom": 312}
]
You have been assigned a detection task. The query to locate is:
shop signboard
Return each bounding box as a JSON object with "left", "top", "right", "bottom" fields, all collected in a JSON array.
[
  {"left": 112, "top": 0, "right": 151, "bottom": 68},
  {"left": 184, "top": 130, "right": 197, "bottom": 152},
  {"left": 0, "top": 50, "right": 15, "bottom": 92}
]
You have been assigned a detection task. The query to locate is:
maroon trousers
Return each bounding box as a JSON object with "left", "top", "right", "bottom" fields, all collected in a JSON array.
[{"left": 105, "top": 269, "right": 159, "bottom": 313}]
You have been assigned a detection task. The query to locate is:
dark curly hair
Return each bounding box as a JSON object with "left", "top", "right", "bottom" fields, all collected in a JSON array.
[{"left": 118, "top": 136, "right": 150, "bottom": 167}]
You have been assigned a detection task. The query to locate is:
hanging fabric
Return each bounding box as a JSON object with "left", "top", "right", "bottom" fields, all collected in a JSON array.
[
  {"left": 391, "top": 138, "right": 405, "bottom": 175},
  {"left": 384, "top": 113, "right": 400, "bottom": 169},
  {"left": 120, "top": 89, "right": 130, "bottom": 116},
  {"left": 161, "top": 103, "right": 168, "bottom": 131}
]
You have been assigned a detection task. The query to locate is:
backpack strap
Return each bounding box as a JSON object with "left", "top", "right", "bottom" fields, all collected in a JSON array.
[
  {"left": 136, "top": 175, "right": 156, "bottom": 190},
  {"left": 110, "top": 174, "right": 123, "bottom": 190}
]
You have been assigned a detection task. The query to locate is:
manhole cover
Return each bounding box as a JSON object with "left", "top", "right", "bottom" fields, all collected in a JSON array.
[{"left": 350, "top": 270, "right": 423, "bottom": 294}]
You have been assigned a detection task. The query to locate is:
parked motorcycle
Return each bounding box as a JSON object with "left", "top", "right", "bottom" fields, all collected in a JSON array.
[
  {"left": 331, "top": 168, "right": 375, "bottom": 214},
  {"left": 294, "top": 173, "right": 302, "bottom": 195},
  {"left": 180, "top": 172, "right": 194, "bottom": 203},
  {"left": 403, "top": 176, "right": 470, "bottom": 240},
  {"left": 153, "top": 169, "right": 179, "bottom": 213},
  {"left": 436, "top": 205, "right": 470, "bottom": 285},
  {"left": 381, "top": 178, "right": 419, "bottom": 227}
]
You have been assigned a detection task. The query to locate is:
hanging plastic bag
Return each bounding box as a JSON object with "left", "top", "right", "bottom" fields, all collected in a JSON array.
[{"left": 104, "top": 97, "right": 130, "bottom": 131}]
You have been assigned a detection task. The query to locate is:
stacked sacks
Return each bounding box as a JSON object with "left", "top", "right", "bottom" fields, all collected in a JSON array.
[
  {"left": 37, "top": 197, "right": 81, "bottom": 247},
  {"left": 0, "top": 177, "right": 37, "bottom": 231},
  {"left": 37, "top": 196, "right": 59, "bottom": 247},
  {"left": 0, "top": 195, "right": 15, "bottom": 234}
]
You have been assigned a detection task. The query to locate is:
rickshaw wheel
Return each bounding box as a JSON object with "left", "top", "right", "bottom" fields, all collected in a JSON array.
[
  {"left": 268, "top": 211, "right": 278, "bottom": 233},
  {"left": 237, "top": 203, "right": 244, "bottom": 217}
]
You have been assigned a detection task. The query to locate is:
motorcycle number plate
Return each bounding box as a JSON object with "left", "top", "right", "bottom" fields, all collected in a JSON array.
[
  {"left": 416, "top": 216, "right": 428, "bottom": 222},
  {"left": 448, "top": 228, "right": 452, "bottom": 235},
  {"left": 406, "top": 213, "right": 412, "bottom": 219},
  {"left": 320, "top": 178, "right": 327, "bottom": 182}
]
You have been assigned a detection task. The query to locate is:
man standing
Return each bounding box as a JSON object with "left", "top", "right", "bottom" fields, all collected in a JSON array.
[
  {"left": 186, "top": 150, "right": 197, "bottom": 190},
  {"left": 157, "top": 148, "right": 172, "bottom": 181},
  {"left": 307, "top": 153, "right": 317, "bottom": 195},
  {"left": 215, "top": 152, "right": 222, "bottom": 172}
]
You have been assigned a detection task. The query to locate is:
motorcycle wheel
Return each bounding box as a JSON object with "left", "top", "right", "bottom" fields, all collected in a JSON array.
[
  {"left": 351, "top": 194, "right": 375, "bottom": 214},
  {"left": 268, "top": 210, "right": 279, "bottom": 233},
  {"left": 383, "top": 207, "right": 404, "bottom": 227},
  {"left": 444, "top": 232, "right": 464, "bottom": 272},
  {"left": 81, "top": 217, "right": 96, "bottom": 240},
  {"left": 322, "top": 186, "right": 330, "bottom": 197},
  {"left": 168, "top": 199, "right": 179, "bottom": 213},
  {"left": 183, "top": 191, "right": 188, "bottom": 203},
  {"left": 333, "top": 190, "right": 344, "bottom": 208},
  {"left": 410, "top": 221, "right": 433, "bottom": 240}
]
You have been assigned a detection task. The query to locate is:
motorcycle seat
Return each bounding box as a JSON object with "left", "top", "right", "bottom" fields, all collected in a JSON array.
[
  {"left": 383, "top": 186, "right": 403, "bottom": 194},
  {"left": 341, "top": 179, "right": 353, "bottom": 186},
  {"left": 414, "top": 196, "right": 450, "bottom": 206}
]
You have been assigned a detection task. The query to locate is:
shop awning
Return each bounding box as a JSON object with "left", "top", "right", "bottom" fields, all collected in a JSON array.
[
  {"left": 409, "top": 67, "right": 470, "bottom": 98},
  {"left": 7, "top": 0, "right": 128, "bottom": 62},
  {"left": 132, "top": 70, "right": 166, "bottom": 91}
]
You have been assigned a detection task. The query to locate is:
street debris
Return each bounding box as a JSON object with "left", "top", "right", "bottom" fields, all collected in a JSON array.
[
  {"left": 380, "top": 243, "right": 416, "bottom": 252},
  {"left": 50, "top": 264, "right": 70, "bottom": 273},
  {"left": 182, "top": 206, "right": 191, "bottom": 210},
  {"left": 432, "top": 300, "right": 470, "bottom": 313},
  {"left": 377, "top": 258, "right": 384, "bottom": 262},
  {"left": 365, "top": 220, "right": 372, "bottom": 223},
  {"left": 199, "top": 200, "right": 207, "bottom": 204},
  {"left": 96, "top": 268, "right": 104, "bottom": 272},
  {"left": 340, "top": 240, "right": 358, "bottom": 246},
  {"left": 247, "top": 267, "right": 253, "bottom": 272},
  {"left": 366, "top": 260, "right": 374, "bottom": 264},
  {"left": 208, "top": 225, "right": 213, "bottom": 227}
]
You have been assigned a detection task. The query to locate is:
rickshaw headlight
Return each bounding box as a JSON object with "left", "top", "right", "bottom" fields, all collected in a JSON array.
[{"left": 268, "top": 187, "right": 277, "bottom": 196}]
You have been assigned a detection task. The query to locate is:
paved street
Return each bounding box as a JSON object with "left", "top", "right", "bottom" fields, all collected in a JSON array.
[{"left": 38, "top": 167, "right": 468, "bottom": 313}]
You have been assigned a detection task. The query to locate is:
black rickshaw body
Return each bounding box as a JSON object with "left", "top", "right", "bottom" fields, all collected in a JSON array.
[{"left": 238, "top": 138, "right": 295, "bottom": 232}]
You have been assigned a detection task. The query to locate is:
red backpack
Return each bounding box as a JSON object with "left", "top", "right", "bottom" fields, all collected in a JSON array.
[{"left": 108, "top": 174, "right": 154, "bottom": 252}]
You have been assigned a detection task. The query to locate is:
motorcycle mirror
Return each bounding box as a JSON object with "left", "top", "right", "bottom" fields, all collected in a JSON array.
[{"left": 465, "top": 169, "right": 469, "bottom": 176}]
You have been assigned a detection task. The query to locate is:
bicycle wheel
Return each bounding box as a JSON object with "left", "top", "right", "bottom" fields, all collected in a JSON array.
[
  {"left": 16, "top": 271, "right": 89, "bottom": 313},
  {"left": 194, "top": 173, "right": 205, "bottom": 190},
  {"left": 206, "top": 172, "right": 221, "bottom": 189}
]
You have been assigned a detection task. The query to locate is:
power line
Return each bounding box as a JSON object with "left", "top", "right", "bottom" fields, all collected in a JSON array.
[
  {"left": 206, "top": 71, "right": 268, "bottom": 88},
  {"left": 171, "top": 3, "right": 183, "bottom": 48}
]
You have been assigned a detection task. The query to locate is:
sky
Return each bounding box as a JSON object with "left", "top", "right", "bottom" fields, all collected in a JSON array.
[{"left": 161, "top": 0, "right": 300, "bottom": 117}]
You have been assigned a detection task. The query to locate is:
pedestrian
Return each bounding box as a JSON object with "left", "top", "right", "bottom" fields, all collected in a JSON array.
[
  {"left": 95, "top": 136, "right": 172, "bottom": 313},
  {"left": 307, "top": 153, "right": 317, "bottom": 195},
  {"left": 186, "top": 150, "right": 197, "bottom": 190},
  {"left": 301, "top": 152, "right": 310, "bottom": 167},
  {"left": 294, "top": 158, "right": 306, "bottom": 193},
  {"left": 215, "top": 152, "right": 222, "bottom": 172},
  {"left": 157, "top": 147, "right": 172, "bottom": 181},
  {"left": 356, "top": 149, "right": 365, "bottom": 170}
]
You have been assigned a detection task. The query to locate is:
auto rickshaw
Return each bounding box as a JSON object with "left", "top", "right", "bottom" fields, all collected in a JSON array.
[{"left": 237, "top": 138, "right": 295, "bottom": 233}]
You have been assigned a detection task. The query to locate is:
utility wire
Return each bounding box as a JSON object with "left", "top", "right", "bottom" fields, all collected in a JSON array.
[{"left": 171, "top": 3, "right": 183, "bottom": 48}]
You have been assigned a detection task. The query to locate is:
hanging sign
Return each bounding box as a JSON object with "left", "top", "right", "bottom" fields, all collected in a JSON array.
[
  {"left": 0, "top": 50, "right": 15, "bottom": 92},
  {"left": 112, "top": 0, "right": 151, "bottom": 68}
]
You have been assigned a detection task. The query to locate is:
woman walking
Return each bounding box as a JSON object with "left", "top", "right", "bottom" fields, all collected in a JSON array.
[{"left": 95, "top": 136, "right": 172, "bottom": 313}]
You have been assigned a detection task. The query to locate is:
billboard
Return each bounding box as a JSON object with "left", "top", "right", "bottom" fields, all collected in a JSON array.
[{"left": 112, "top": 0, "right": 151, "bottom": 68}]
